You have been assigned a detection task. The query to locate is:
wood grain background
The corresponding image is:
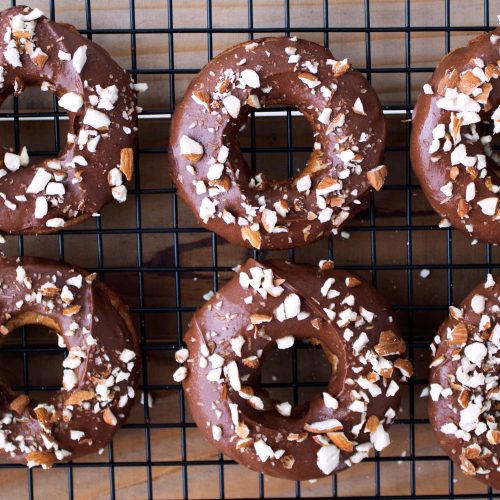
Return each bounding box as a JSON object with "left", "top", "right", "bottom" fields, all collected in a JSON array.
[{"left": 0, "top": 0, "right": 498, "bottom": 498}]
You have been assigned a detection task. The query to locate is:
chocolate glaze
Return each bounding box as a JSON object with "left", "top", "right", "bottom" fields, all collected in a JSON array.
[
  {"left": 169, "top": 37, "right": 386, "bottom": 250},
  {"left": 0, "top": 257, "right": 139, "bottom": 468},
  {"left": 178, "top": 259, "right": 410, "bottom": 480},
  {"left": 429, "top": 275, "right": 499, "bottom": 489},
  {"left": 0, "top": 6, "right": 139, "bottom": 234},
  {"left": 411, "top": 28, "right": 499, "bottom": 244}
]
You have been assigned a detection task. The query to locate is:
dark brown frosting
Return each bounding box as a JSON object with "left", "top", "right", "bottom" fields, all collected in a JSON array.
[
  {"left": 0, "top": 5, "right": 142, "bottom": 234},
  {"left": 0, "top": 257, "right": 139, "bottom": 468},
  {"left": 175, "top": 259, "right": 410, "bottom": 480},
  {"left": 429, "top": 275, "right": 499, "bottom": 489},
  {"left": 411, "top": 28, "right": 499, "bottom": 244},
  {"left": 169, "top": 37, "right": 386, "bottom": 250}
]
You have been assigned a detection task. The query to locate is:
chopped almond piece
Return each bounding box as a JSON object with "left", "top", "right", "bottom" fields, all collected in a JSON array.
[
  {"left": 241, "top": 226, "right": 261, "bottom": 249},
  {"left": 374, "top": 330, "right": 406, "bottom": 356},
  {"left": 120, "top": 148, "right": 134, "bottom": 181},
  {"left": 457, "top": 198, "right": 471, "bottom": 219},
  {"left": 103, "top": 407, "right": 117, "bottom": 426},
  {"left": 327, "top": 431, "right": 354, "bottom": 452},
  {"left": 10, "top": 394, "right": 30, "bottom": 414},
  {"left": 65, "top": 389, "right": 96, "bottom": 406},
  {"left": 449, "top": 322, "right": 468, "bottom": 344},
  {"left": 346, "top": 276, "right": 362, "bottom": 288},
  {"left": 394, "top": 358, "right": 413, "bottom": 378},
  {"left": 365, "top": 415, "right": 380, "bottom": 433},
  {"left": 437, "top": 68, "right": 459, "bottom": 95},
  {"left": 26, "top": 451, "right": 56, "bottom": 468},
  {"left": 458, "top": 70, "right": 482, "bottom": 95},
  {"left": 250, "top": 314, "right": 272, "bottom": 325},
  {"left": 63, "top": 305, "right": 82, "bottom": 316},
  {"left": 367, "top": 165, "right": 388, "bottom": 191}
]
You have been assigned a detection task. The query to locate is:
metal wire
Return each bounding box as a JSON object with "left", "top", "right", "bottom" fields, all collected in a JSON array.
[{"left": 0, "top": 0, "right": 499, "bottom": 498}]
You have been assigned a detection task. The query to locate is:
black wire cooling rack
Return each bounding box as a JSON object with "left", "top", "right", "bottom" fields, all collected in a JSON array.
[{"left": 0, "top": 0, "right": 499, "bottom": 499}]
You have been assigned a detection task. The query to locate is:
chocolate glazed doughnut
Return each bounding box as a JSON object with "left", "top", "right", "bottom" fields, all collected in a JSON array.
[
  {"left": 169, "top": 37, "right": 386, "bottom": 250},
  {"left": 173, "top": 259, "right": 411, "bottom": 480},
  {"left": 411, "top": 28, "right": 499, "bottom": 244},
  {"left": 0, "top": 6, "right": 146, "bottom": 234},
  {"left": 0, "top": 257, "right": 139, "bottom": 469},
  {"left": 429, "top": 275, "right": 499, "bottom": 489}
]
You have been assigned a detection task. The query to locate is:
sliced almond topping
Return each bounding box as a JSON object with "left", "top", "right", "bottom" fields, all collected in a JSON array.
[
  {"left": 119, "top": 148, "right": 134, "bottom": 181},
  {"left": 10, "top": 394, "right": 30, "bottom": 414},
  {"left": 367, "top": 165, "right": 388, "bottom": 191},
  {"left": 327, "top": 431, "right": 354, "bottom": 452}
]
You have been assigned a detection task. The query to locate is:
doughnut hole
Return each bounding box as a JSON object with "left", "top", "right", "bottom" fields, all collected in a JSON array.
[
  {"left": 0, "top": 85, "right": 73, "bottom": 162},
  {"left": 237, "top": 105, "right": 314, "bottom": 182},
  {"left": 241, "top": 336, "right": 339, "bottom": 428},
  {"left": 0, "top": 312, "right": 67, "bottom": 397}
]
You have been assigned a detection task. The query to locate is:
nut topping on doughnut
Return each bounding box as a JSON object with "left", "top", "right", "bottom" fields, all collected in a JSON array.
[
  {"left": 411, "top": 27, "right": 499, "bottom": 244},
  {"left": 169, "top": 37, "right": 386, "bottom": 249},
  {"left": 174, "top": 259, "right": 409, "bottom": 479},
  {"left": 429, "top": 275, "right": 499, "bottom": 489},
  {"left": 0, "top": 257, "right": 139, "bottom": 468},
  {"left": 0, "top": 6, "right": 146, "bottom": 234}
]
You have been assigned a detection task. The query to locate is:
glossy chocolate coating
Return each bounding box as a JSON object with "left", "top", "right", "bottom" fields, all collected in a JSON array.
[
  {"left": 0, "top": 6, "right": 138, "bottom": 234},
  {"left": 180, "top": 259, "right": 408, "bottom": 480},
  {"left": 169, "top": 37, "right": 386, "bottom": 250},
  {"left": 411, "top": 28, "right": 499, "bottom": 244},
  {"left": 0, "top": 257, "right": 139, "bottom": 468},
  {"left": 429, "top": 276, "right": 499, "bottom": 489}
]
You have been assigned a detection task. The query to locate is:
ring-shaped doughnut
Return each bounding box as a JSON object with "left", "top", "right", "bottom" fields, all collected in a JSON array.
[
  {"left": 429, "top": 274, "right": 499, "bottom": 489},
  {"left": 0, "top": 257, "right": 139, "bottom": 468},
  {"left": 174, "top": 259, "right": 410, "bottom": 480},
  {"left": 411, "top": 28, "right": 499, "bottom": 244},
  {"left": 0, "top": 5, "right": 142, "bottom": 234},
  {"left": 169, "top": 37, "right": 386, "bottom": 250}
]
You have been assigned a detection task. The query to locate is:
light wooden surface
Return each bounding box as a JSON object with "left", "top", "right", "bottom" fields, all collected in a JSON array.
[{"left": 0, "top": 0, "right": 499, "bottom": 498}]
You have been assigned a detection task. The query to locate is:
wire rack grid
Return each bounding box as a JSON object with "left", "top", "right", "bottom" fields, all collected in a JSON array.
[{"left": 0, "top": 0, "right": 499, "bottom": 499}]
